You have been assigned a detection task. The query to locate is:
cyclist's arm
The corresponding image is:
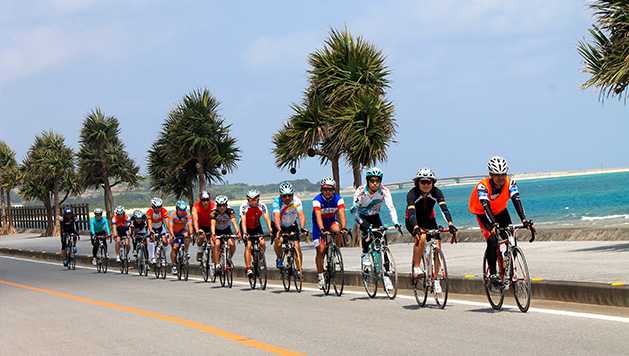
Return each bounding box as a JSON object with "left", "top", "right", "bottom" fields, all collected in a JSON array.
[
  {"left": 383, "top": 187, "right": 399, "bottom": 225},
  {"left": 298, "top": 209, "right": 306, "bottom": 230},
  {"left": 313, "top": 200, "right": 325, "bottom": 230},
  {"left": 104, "top": 219, "right": 111, "bottom": 236},
  {"left": 262, "top": 208, "right": 272, "bottom": 235},
  {"left": 239, "top": 212, "right": 247, "bottom": 235},
  {"left": 350, "top": 188, "right": 363, "bottom": 225},
  {"left": 273, "top": 212, "right": 281, "bottom": 232},
  {"left": 210, "top": 216, "right": 216, "bottom": 236},
  {"left": 435, "top": 189, "right": 454, "bottom": 224},
  {"left": 509, "top": 180, "right": 527, "bottom": 221},
  {"left": 229, "top": 211, "right": 240, "bottom": 235},
  {"left": 338, "top": 202, "right": 347, "bottom": 229},
  {"left": 406, "top": 190, "right": 418, "bottom": 229},
  {"left": 89, "top": 218, "right": 95, "bottom": 236},
  {"left": 111, "top": 218, "right": 118, "bottom": 237},
  {"left": 192, "top": 206, "right": 200, "bottom": 233}
]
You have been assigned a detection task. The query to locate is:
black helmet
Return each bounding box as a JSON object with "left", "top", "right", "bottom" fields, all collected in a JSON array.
[{"left": 63, "top": 207, "right": 73, "bottom": 215}]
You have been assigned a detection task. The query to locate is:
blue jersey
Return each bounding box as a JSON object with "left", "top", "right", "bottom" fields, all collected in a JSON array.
[
  {"left": 90, "top": 216, "right": 111, "bottom": 235},
  {"left": 312, "top": 193, "right": 345, "bottom": 240},
  {"left": 271, "top": 195, "right": 303, "bottom": 228}
]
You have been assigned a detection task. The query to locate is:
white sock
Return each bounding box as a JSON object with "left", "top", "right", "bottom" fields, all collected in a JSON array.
[{"left": 148, "top": 241, "right": 155, "bottom": 260}]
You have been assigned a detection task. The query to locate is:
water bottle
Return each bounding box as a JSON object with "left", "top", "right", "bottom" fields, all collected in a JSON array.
[
  {"left": 372, "top": 250, "right": 381, "bottom": 273},
  {"left": 499, "top": 242, "right": 507, "bottom": 257}
]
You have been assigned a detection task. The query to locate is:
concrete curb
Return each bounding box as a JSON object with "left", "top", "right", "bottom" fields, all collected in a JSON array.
[{"left": 1, "top": 247, "right": 627, "bottom": 307}]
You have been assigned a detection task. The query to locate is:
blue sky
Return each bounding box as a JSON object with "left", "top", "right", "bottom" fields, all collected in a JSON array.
[{"left": 1, "top": 0, "right": 628, "bottom": 187}]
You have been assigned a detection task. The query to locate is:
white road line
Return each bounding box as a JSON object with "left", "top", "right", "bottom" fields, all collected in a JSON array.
[{"left": 1, "top": 254, "right": 628, "bottom": 324}]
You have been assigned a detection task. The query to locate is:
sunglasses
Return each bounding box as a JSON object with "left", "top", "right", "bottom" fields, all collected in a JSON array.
[
  {"left": 368, "top": 178, "right": 381, "bottom": 184},
  {"left": 322, "top": 188, "right": 335, "bottom": 192},
  {"left": 419, "top": 180, "right": 433, "bottom": 185},
  {"left": 200, "top": 199, "right": 210, "bottom": 202},
  {"left": 281, "top": 194, "right": 293, "bottom": 199}
]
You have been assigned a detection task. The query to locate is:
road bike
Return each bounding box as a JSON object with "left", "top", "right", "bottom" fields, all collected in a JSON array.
[
  {"left": 247, "top": 234, "right": 269, "bottom": 290},
  {"left": 173, "top": 234, "right": 190, "bottom": 281},
  {"left": 133, "top": 232, "right": 149, "bottom": 277},
  {"left": 119, "top": 235, "right": 130, "bottom": 274},
  {"left": 214, "top": 234, "right": 237, "bottom": 288},
  {"left": 197, "top": 231, "right": 213, "bottom": 282},
  {"left": 64, "top": 233, "right": 79, "bottom": 270},
  {"left": 321, "top": 230, "right": 347, "bottom": 296},
  {"left": 412, "top": 227, "right": 452, "bottom": 308},
  {"left": 361, "top": 226, "right": 400, "bottom": 299},
  {"left": 95, "top": 234, "right": 110, "bottom": 273},
  {"left": 153, "top": 232, "right": 168, "bottom": 280},
  {"left": 279, "top": 231, "right": 307, "bottom": 293}
]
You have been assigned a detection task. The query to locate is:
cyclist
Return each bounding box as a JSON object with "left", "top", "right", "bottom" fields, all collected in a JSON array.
[
  {"left": 210, "top": 195, "right": 241, "bottom": 272},
  {"left": 112, "top": 206, "right": 131, "bottom": 262},
  {"left": 272, "top": 182, "right": 308, "bottom": 274},
  {"left": 89, "top": 208, "right": 111, "bottom": 265},
  {"left": 240, "top": 189, "right": 272, "bottom": 278},
  {"left": 312, "top": 177, "right": 347, "bottom": 290},
  {"left": 168, "top": 200, "right": 192, "bottom": 275},
  {"left": 129, "top": 209, "right": 149, "bottom": 258},
  {"left": 146, "top": 197, "right": 169, "bottom": 264},
  {"left": 405, "top": 168, "right": 458, "bottom": 293},
  {"left": 351, "top": 167, "right": 400, "bottom": 292},
  {"left": 468, "top": 156, "right": 535, "bottom": 287},
  {"left": 192, "top": 191, "right": 216, "bottom": 262},
  {"left": 59, "top": 207, "right": 79, "bottom": 267}
]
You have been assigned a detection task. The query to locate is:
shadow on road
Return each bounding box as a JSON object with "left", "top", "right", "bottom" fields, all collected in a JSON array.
[
  {"left": 465, "top": 307, "right": 518, "bottom": 314},
  {"left": 570, "top": 242, "right": 629, "bottom": 253}
]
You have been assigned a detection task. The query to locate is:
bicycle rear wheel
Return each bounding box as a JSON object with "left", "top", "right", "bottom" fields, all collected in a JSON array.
[
  {"left": 249, "top": 254, "right": 257, "bottom": 290},
  {"left": 101, "top": 245, "right": 108, "bottom": 273},
  {"left": 201, "top": 249, "right": 210, "bottom": 282},
  {"left": 281, "top": 254, "right": 290, "bottom": 292},
  {"left": 413, "top": 256, "right": 428, "bottom": 307},
  {"left": 226, "top": 257, "right": 233, "bottom": 288},
  {"left": 483, "top": 251, "right": 504, "bottom": 310},
  {"left": 293, "top": 264, "right": 302, "bottom": 293},
  {"left": 512, "top": 246, "right": 531, "bottom": 313},
  {"left": 434, "top": 249, "right": 449, "bottom": 309},
  {"left": 332, "top": 247, "right": 344, "bottom": 297},
  {"left": 137, "top": 248, "right": 145, "bottom": 276},
  {"left": 142, "top": 247, "right": 149, "bottom": 276},
  {"left": 383, "top": 248, "right": 398, "bottom": 300},
  {"left": 219, "top": 253, "right": 226, "bottom": 287},
  {"left": 65, "top": 246, "right": 72, "bottom": 270},
  {"left": 362, "top": 253, "right": 378, "bottom": 298},
  {"left": 322, "top": 250, "right": 332, "bottom": 295},
  {"left": 259, "top": 252, "right": 267, "bottom": 291},
  {"left": 153, "top": 249, "right": 160, "bottom": 279}
]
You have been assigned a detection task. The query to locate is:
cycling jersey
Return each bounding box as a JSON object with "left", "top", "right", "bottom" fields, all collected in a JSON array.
[
  {"left": 60, "top": 214, "right": 78, "bottom": 236},
  {"left": 147, "top": 207, "right": 169, "bottom": 230},
  {"left": 112, "top": 214, "right": 130, "bottom": 228},
  {"left": 312, "top": 193, "right": 344, "bottom": 240},
  {"left": 272, "top": 196, "right": 303, "bottom": 227},
  {"left": 90, "top": 216, "right": 111, "bottom": 236},
  {"left": 193, "top": 200, "right": 216, "bottom": 227},
  {"left": 170, "top": 211, "right": 191, "bottom": 233},
  {"left": 130, "top": 216, "right": 148, "bottom": 235},
  {"left": 469, "top": 177, "right": 519, "bottom": 215},
  {"left": 405, "top": 186, "right": 453, "bottom": 231},
  {"left": 239, "top": 202, "right": 268, "bottom": 230},
  {"left": 350, "top": 185, "right": 399, "bottom": 225},
  {"left": 210, "top": 207, "right": 236, "bottom": 231}
]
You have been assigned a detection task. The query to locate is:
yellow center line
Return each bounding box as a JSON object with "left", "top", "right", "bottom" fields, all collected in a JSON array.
[{"left": 0, "top": 279, "right": 304, "bottom": 356}]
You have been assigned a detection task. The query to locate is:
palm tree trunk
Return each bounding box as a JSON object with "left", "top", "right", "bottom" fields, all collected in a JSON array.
[
  {"left": 196, "top": 162, "right": 206, "bottom": 195},
  {"left": 6, "top": 190, "right": 14, "bottom": 233},
  {"left": 352, "top": 162, "right": 362, "bottom": 188},
  {"left": 103, "top": 179, "right": 113, "bottom": 223},
  {"left": 331, "top": 155, "right": 341, "bottom": 192},
  {"left": 43, "top": 196, "right": 53, "bottom": 237},
  {"left": 52, "top": 190, "right": 60, "bottom": 237}
]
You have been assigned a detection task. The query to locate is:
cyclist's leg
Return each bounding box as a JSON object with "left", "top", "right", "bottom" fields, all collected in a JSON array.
[
  {"left": 293, "top": 224, "right": 302, "bottom": 271},
  {"left": 114, "top": 228, "right": 122, "bottom": 258},
  {"left": 272, "top": 224, "right": 283, "bottom": 262},
  {"left": 183, "top": 232, "right": 191, "bottom": 254},
  {"left": 477, "top": 215, "right": 498, "bottom": 275},
  {"left": 245, "top": 239, "right": 253, "bottom": 269},
  {"left": 313, "top": 224, "right": 325, "bottom": 273},
  {"left": 211, "top": 234, "right": 221, "bottom": 265},
  {"left": 61, "top": 232, "right": 68, "bottom": 260},
  {"left": 423, "top": 218, "right": 440, "bottom": 273},
  {"left": 329, "top": 222, "right": 341, "bottom": 246},
  {"left": 170, "top": 235, "right": 180, "bottom": 265}
]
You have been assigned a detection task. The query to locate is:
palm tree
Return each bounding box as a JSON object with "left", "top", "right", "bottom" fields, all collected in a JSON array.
[
  {"left": 77, "top": 108, "right": 140, "bottom": 220},
  {"left": 0, "top": 141, "right": 18, "bottom": 234},
  {"left": 20, "top": 132, "right": 79, "bottom": 236},
  {"left": 149, "top": 89, "right": 240, "bottom": 201},
  {"left": 578, "top": 0, "right": 629, "bottom": 100}
]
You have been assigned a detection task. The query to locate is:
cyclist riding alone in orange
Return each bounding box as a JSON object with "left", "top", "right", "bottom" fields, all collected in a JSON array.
[{"left": 468, "top": 156, "right": 535, "bottom": 286}]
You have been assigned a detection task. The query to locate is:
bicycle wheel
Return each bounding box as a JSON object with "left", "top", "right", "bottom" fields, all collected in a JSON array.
[
  {"left": 153, "top": 249, "right": 160, "bottom": 279},
  {"left": 483, "top": 251, "right": 504, "bottom": 310},
  {"left": 332, "top": 247, "right": 344, "bottom": 297},
  {"left": 249, "top": 253, "right": 257, "bottom": 290},
  {"left": 219, "top": 253, "right": 226, "bottom": 287},
  {"left": 142, "top": 247, "right": 149, "bottom": 276},
  {"left": 259, "top": 252, "right": 267, "bottom": 291},
  {"left": 512, "top": 246, "right": 532, "bottom": 313},
  {"left": 120, "top": 248, "right": 126, "bottom": 274},
  {"left": 322, "top": 250, "right": 332, "bottom": 295},
  {"left": 293, "top": 262, "right": 302, "bottom": 293},
  {"left": 69, "top": 245, "right": 76, "bottom": 270},
  {"left": 201, "top": 249, "right": 210, "bottom": 282},
  {"left": 362, "top": 253, "right": 378, "bottom": 298},
  {"left": 413, "top": 255, "right": 428, "bottom": 307},
  {"left": 137, "top": 248, "right": 145, "bottom": 276},
  {"left": 65, "top": 246, "right": 72, "bottom": 270},
  {"left": 101, "top": 245, "right": 108, "bottom": 273},
  {"left": 383, "top": 247, "right": 398, "bottom": 300},
  {"left": 226, "top": 257, "right": 233, "bottom": 288},
  {"left": 434, "top": 249, "right": 449, "bottom": 309},
  {"left": 281, "top": 254, "right": 290, "bottom": 292},
  {"left": 160, "top": 250, "right": 167, "bottom": 279}
]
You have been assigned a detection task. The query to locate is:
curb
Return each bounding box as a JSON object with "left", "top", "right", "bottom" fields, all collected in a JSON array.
[{"left": 1, "top": 247, "right": 627, "bottom": 307}]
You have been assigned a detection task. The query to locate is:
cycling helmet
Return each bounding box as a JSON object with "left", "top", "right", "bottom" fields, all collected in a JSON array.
[
  {"left": 175, "top": 200, "right": 187, "bottom": 212},
  {"left": 488, "top": 156, "right": 509, "bottom": 175},
  {"left": 94, "top": 208, "right": 103, "bottom": 216},
  {"left": 365, "top": 167, "right": 383, "bottom": 179},
  {"left": 151, "top": 197, "right": 163, "bottom": 209},
  {"left": 114, "top": 206, "right": 125, "bottom": 216},
  {"left": 62, "top": 207, "right": 73, "bottom": 215},
  {"left": 132, "top": 210, "right": 144, "bottom": 219},
  {"left": 200, "top": 191, "right": 210, "bottom": 201},
  {"left": 414, "top": 168, "right": 437, "bottom": 183},
  {"left": 320, "top": 176, "right": 336, "bottom": 189},
  {"left": 278, "top": 182, "right": 294, "bottom": 195},
  {"left": 246, "top": 189, "right": 260, "bottom": 199},
  {"left": 215, "top": 195, "right": 228, "bottom": 206}
]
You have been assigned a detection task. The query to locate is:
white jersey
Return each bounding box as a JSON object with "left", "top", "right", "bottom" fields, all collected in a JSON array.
[{"left": 350, "top": 185, "right": 399, "bottom": 225}]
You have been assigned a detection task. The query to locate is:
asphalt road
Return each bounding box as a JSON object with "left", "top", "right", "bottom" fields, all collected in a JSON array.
[{"left": 1, "top": 255, "right": 627, "bottom": 355}]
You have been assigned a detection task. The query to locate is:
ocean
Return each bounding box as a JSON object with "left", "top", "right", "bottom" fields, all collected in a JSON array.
[{"left": 296, "top": 171, "right": 629, "bottom": 230}]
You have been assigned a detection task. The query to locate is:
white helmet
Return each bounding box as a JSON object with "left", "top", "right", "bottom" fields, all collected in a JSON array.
[
  {"left": 246, "top": 189, "right": 260, "bottom": 199},
  {"left": 200, "top": 191, "right": 210, "bottom": 201},
  {"left": 414, "top": 168, "right": 437, "bottom": 182},
  {"left": 114, "top": 206, "right": 125, "bottom": 216},
  {"left": 151, "top": 197, "right": 163, "bottom": 209},
  {"left": 278, "top": 182, "right": 294, "bottom": 195},
  {"left": 488, "top": 156, "right": 509, "bottom": 175},
  {"left": 215, "top": 195, "right": 229, "bottom": 205},
  {"left": 320, "top": 176, "right": 336, "bottom": 189}
]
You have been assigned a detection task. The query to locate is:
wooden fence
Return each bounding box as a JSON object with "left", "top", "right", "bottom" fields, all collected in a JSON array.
[{"left": 0, "top": 203, "right": 90, "bottom": 233}]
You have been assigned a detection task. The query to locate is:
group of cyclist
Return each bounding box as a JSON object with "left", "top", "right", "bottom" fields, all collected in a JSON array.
[{"left": 58, "top": 155, "right": 535, "bottom": 291}]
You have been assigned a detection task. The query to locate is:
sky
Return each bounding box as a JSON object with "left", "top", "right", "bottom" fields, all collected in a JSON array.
[{"left": 1, "top": 0, "right": 628, "bottom": 187}]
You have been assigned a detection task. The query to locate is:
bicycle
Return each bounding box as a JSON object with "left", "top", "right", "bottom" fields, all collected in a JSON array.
[
  {"left": 152, "top": 232, "right": 168, "bottom": 280},
  {"left": 361, "top": 226, "right": 400, "bottom": 299},
  {"left": 214, "top": 234, "right": 237, "bottom": 288},
  {"left": 197, "top": 231, "right": 213, "bottom": 282},
  {"left": 412, "top": 227, "right": 452, "bottom": 309},
  {"left": 174, "top": 234, "right": 190, "bottom": 281},
  {"left": 133, "top": 233, "right": 149, "bottom": 277},
  {"left": 247, "top": 234, "right": 269, "bottom": 290},
  {"left": 321, "top": 230, "right": 347, "bottom": 296},
  {"left": 95, "top": 234, "right": 110, "bottom": 273},
  {"left": 279, "top": 231, "right": 306, "bottom": 293},
  {"left": 483, "top": 224, "right": 535, "bottom": 313},
  {"left": 64, "top": 233, "right": 79, "bottom": 270},
  {"left": 119, "top": 235, "right": 130, "bottom": 274}
]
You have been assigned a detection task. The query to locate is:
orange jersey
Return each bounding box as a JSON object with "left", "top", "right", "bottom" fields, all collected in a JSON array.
[
  {"left": 468, "top": 177, "right": 511, "bottom": 215},
  {"left": 112, "top": 214, "right": 129, "bottom": 227},
  {"left": 170, "top": 211, "right": 191, "bottom": 233},
  {"left": 147, "top": 207, "right": 169, "bottom": 229}
]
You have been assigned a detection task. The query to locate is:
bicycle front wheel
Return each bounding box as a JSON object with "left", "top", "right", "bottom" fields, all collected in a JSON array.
[
  {"left": 201, "top": 249, "right": 210, "bottom": 282},
  {"left": 137, "top": 248, "right": 145, "bottom": 276},
  {"left": 101, "top": 246, "right": 108, "bottom": 273},
  {"left": 362, "top": 253, "right": 378, "bottom": 298},
  {"left": 512, "top": 246, "right": 531, "bottom": 313},
  {"left": 483, "top": 251, "right": 504, "bottom": 310},
  {"left": 322, "top": 250, "right": 332, "bottom": 295},
  {"left": 434, "top": 249, "right": 449, "bottom": 309},
  {"left": 413, "top": 256, "right": 428, "bottom": 307},
  {"left": 249, "top": 254, "right": 257, "bottom": 290},
  {"left": 259, "top": 252, "right": 267, "bottom": 291},
  {"left": 332, "top": 247, "right": 344, "bottom": 297},
  {"left": 226, "top": 257, "right": 233, "bottom": 288},
  {"left": 219, "top": 254, "right": 226, "bottom": 287},
  {"left": 383, "top": 248, "right": 398, "bottom": 300}
]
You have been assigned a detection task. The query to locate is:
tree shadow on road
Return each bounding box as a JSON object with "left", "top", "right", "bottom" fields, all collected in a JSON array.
[
  {"left": 465, "top": 307, "right": 519, "bottom": 314},
  {"left": 571, "top": 243, "right": 629, "bottom": 253}
]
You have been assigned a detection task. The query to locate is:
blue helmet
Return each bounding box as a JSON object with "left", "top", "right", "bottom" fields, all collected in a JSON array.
[
  {"left": 365, "top": 167, "right": 383, "bottom": 180},
  {"left": 175, "top": 200, "right": 188, "bottom": 212}
]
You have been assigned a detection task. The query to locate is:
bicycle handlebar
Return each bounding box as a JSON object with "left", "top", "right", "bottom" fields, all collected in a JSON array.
[{"left": 498, "top": 224, "right": 536, "bottom": 243}]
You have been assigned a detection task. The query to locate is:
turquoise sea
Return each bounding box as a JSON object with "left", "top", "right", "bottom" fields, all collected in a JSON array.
[{"left": 296, "top": 171, "right": 629, "bottom": 230}]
